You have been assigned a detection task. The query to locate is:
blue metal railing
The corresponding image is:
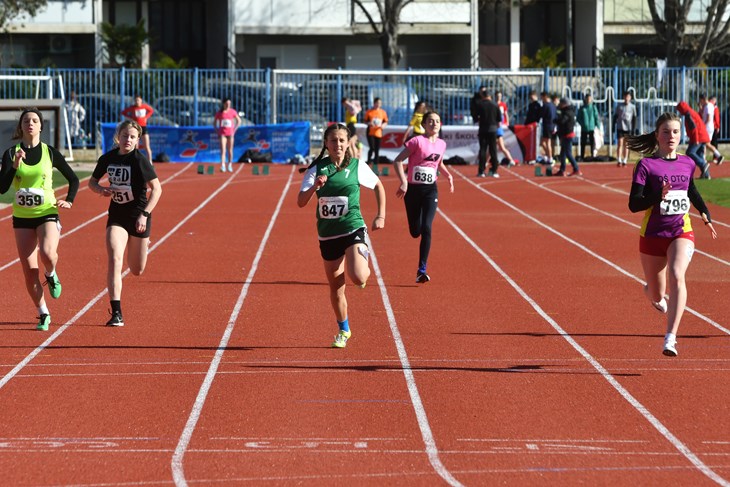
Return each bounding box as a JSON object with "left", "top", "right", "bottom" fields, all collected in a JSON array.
[{"left": 2, "top": 66, "right": 728, "bottom": 148}]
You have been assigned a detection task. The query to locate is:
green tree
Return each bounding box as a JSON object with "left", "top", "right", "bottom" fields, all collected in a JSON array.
[
  {"left": 352, "top": 0, "right": 414, "bottom": 70},
  {"left": 0, "top": 0, "right": 48, "bottom": 32},
  {"left": 521, "top": 45, "right": 565, "bottom": 69},
  {"left": 647, "top": 0, "right": 730, "bottom": 66},
  {"left": 100, "top": 20, "right": 149, "bottom": 68}
]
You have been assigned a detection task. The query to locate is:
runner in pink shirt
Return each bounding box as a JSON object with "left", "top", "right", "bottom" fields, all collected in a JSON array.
[
  {"left": 214, "top": 98, "right": 242, "bottom": 172},
  {"left": 393, "top": 111, "right": 454, "bottom": 283},
  {"left": 627, "top": 112, "right": 717, "bottom": 356}
]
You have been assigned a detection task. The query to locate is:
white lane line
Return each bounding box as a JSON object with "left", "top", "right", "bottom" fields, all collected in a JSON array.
[
  {"left": 367, "top": 235, "right": 465, "bottom": 487},
  {"left": 171, "top": 167, "right": 294, "bottom": 487},
  {"left": 437, "top": 205, "right": 730, "bottom": 486},
  {"left": 0, "top": 165, "right": 243, "bottom": 392},
  {"left": 573, "top": 172, "right": 730, "bottom": 231},
  {"left": 456, "top": 168, "right": 730, "bottom": 336},
  {"left": 0, "top": 164, "right": 192, "bottom": 273},
  {"left": 506, "top": 168, "right": 730, "bottom": 266}
]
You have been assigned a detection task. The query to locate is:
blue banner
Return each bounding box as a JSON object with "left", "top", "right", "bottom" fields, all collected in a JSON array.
[{"left": 100, "top": 121, "right": 310, "bottom": 163}]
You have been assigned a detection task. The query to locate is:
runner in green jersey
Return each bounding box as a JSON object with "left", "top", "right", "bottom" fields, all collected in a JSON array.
[
  {"left": 298, "top": 123, "right": 386, "bottom": 348},
  {"left": 0, "top": 108, "right": 79, "bottom": 331}
]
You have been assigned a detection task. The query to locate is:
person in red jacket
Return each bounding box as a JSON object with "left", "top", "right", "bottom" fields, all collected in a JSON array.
[
  {"left": 676, "top": 101, "right": 711, "bottom": 179},
  {"left": 121, "top": 95, "right": 154, "bottom": 163}
]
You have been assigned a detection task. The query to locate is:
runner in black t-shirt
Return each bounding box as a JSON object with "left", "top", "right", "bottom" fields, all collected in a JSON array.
[{"left": 89, "top": 120, "right": 162, "bottom": 327}]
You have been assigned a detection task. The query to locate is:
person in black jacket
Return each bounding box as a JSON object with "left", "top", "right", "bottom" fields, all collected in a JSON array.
[
  {"left": 525, "top": 90, "right": 541, "bottom": 125},
  {"left": 554, "top": 98, "right": 581, "bottom": 176},
  {"left": 472, "top": 87, "right": 501, "bottom": 178}
]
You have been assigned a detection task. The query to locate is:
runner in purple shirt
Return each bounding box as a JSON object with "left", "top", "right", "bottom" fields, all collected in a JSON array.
[{"left": 626, "top": 112, "right": 718, "bottom": 356}]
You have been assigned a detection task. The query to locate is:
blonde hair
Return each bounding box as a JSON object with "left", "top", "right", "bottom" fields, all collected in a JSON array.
[{"left": 113, "top": 120, "right": 143, "bottom": 146}]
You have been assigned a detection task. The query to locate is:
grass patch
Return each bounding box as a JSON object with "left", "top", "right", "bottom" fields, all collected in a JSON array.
[
  {"left": 694, "top": 178, "right": 730, "bottom": 208},
  {"left": 0, "top": 169, "right": 91, "bottom": 205}
]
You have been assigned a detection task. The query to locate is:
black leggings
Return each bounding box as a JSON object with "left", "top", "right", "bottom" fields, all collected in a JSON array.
[
  {"left": 404, "top": 184, "right": 438, "bottom": 272},
  {"left": 367, "top": 135, "right": 381, "bottom": 164}
]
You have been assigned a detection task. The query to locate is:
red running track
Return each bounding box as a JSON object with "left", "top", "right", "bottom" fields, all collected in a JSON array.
[{"left": 0, "top": 162, "right": 728, "bottom": 486}]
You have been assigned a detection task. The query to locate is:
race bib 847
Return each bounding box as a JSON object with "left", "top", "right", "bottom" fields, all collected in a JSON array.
[{"left": 318, "top": 196, "right": 349, "bottom": 219}]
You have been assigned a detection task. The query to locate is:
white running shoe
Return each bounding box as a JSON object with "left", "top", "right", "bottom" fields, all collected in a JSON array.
[
  {"left": 228, "top": 162, "right": 233, "bottom": 172},
  {"left": 652, "top": 298, "right": 667, "bottom": 314},
  {"left": 221, "top": 164, "right": 227, "bottom": 172},
  {"left": 663, "top": 334, "right": 678, "bottom": 357}
]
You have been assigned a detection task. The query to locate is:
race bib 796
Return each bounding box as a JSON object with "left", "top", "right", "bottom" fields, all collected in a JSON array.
[{"left": 660, "top": 190, "right": 689, "bottom": 215}]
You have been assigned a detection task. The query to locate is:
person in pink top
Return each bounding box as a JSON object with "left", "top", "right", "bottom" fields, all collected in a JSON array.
[
  {"left": 626, "top": 112, "right": 717, "bottom": 356},
  {"left": 214, "top": 98, "right": 242, "bottom": 172},
  {"left": 393, "top": 111, "right": 454, "bottom": 283}
]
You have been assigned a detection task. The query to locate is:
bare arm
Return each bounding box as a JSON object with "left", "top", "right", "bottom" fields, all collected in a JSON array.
[
  {"left": 88, "top": 176, "right": 113, "bottom": 197},
  {"left": 438, "top": 160, "right": 454, "bottom": 193},
  {"left": 371, "top": 179, "right": 386, "bottom": 230},
  {"left": 136, "top": 178, "right": 162, "bottom": 233},
  {"left": 297, "top": 175, "right": 327, "bottom": 207},
  {"left": 392, "top": 146, "right": 411, "bottom": 198}
]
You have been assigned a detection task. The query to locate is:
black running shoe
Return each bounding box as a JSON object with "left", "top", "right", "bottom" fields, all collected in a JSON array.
[
  {"left": 416, "top": 272, "right": 431, "bottom": 284},
  {"left": 106, "top": 310, "right": 124, "bottom": 327}
]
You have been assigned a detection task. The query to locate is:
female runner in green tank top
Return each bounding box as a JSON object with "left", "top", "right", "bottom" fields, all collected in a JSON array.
[
  {"left": 0, "top": 108, "right": 79, "bottom": 331},
  {"left": 298, "top": 123, "right": 386, "bottom": 348}
]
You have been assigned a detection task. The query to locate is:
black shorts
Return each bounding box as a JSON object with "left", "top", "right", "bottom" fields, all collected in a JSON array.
[
  {"left": 617, "top": 130, "right": 630, "bottom": 138},
  {"left": 107, "top": 211, "right": 151, "bottom": 238},
  {"left": 140, "top": 126, "right": 149, "bottom": 135},
  {"left": 13, "top": 214, "right": 60, "bottom": 229},
  {"left": 319, "top": 227, "right": 367, "bottom": 261}
]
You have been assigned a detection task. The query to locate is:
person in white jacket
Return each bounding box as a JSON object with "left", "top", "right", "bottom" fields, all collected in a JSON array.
[{"left": 66, "top": 91, "right": 86, "bottom": 147}]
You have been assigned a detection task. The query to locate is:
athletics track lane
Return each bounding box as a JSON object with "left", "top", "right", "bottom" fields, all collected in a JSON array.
[
  {"left": 174, "top": 169, "right": 448, "bottom": 485},
  {"left": 0, "top": 165, "right": 289, "bottom": 485},
  {"left": 0, "top": 163, "right": 728, "bottom": 485},
  {"left": 402, "top": 164, "right": 728, "bottom": 485}
]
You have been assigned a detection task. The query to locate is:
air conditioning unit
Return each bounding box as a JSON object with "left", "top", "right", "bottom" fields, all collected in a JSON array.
[{"left": 49, "top": 35, "right": 72, "bottom": 54}]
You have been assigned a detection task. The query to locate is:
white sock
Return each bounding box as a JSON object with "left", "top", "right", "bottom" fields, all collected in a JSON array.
[
  {"left": 665, "top": 333, "right": 676, "bottom": 343},
  {"left": 44, "top": 269, "right": 56, "bottom": 278},
  {"left": 714, "top": 151, "right": 721, "bottom": 157},
  {"left": 38, "top": 304, "right": 49, "bottom": 315}
]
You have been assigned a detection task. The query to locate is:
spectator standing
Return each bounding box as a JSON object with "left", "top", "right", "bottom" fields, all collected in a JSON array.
[
  {"left": 709, "top": 95, "right": 723, "bottom": 165},
  {"left": 577, "top": 93, "right": 600, "bottom": 160},
  {"left": 342, "top": 97, "right": 361, "bottom": 137},
  {"left": 65, "top": 91, "right": 86, "bottom": 147},
  {"left": 676, "top": 101, "right": 711, "bottom": 179},
  {"left": 364, "top": 97, "right": 388, "bottom": 164},
  {"left": 539, "top": 91, "right": 557, "bottom": 165},
  {"left": 494, "top": 90, "right": 517, "bottom": 165},
  {"left": 554, "top": 98, "right": 581, "bottom": 176},
  {"left": 214, "top": 98, "right": 242, "bottom": 172},
  {"left": 121, "top": 95, "right": 154, "bottom": 163},
  {"left": 473, "top": 87, "right": 501, "bottom": 178},
  {"left": 403, "top": 101, "right": 427, "bottom": 142},
  {"left": 614, "top": 91, "right": 636, "bottom": 166},
  {"left": 699, "top": 94, "right": 723, "bottom": 164},
  {"left": 525, "top": 90, "right": 541, "bottom": 125}
]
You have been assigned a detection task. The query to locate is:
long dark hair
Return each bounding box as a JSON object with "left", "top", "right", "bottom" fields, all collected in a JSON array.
[
  {"left": 13, "top": 108, "right": 44, "bottom": 139},
  {"left": 625, "top": 112, "right": 681, "bottom": 155},
  {"left": 298, "top": 123, "right": 353, "bottom": 173}
]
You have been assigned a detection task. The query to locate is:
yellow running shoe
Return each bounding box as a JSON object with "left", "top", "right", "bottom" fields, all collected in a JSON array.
[{"left": 331, "top": 330, "right": 352, "bottom": 348}]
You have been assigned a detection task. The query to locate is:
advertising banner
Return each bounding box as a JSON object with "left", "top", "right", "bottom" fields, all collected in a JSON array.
[
  {"left": 101, "top": 121, "right": 310, "bottom": 163},
  {"left": 354, "top": 123, "right": 538, "bottom": 164}
]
